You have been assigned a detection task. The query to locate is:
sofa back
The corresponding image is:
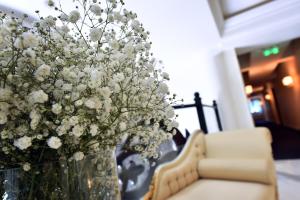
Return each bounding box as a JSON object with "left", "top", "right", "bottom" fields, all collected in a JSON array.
[{"left": 204, "top": 128, "right": 273, "bottom": 159}]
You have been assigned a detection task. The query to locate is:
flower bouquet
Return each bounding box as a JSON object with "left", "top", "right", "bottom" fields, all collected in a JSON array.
[{"left": 0, "top": 0, "right": 178, "bottom": 199}]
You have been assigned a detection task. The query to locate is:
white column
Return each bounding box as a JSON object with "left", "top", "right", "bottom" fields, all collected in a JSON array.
[{"left": 212, "top": 49, "right": 254, "bottom": 130}]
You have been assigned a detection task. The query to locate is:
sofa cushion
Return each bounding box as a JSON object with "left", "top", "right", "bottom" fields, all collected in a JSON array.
[
  {"left": 205, "top": 128, "right": 273, "bottom": 159},
  {"left": 197, "top": 158, "right": 273, "bottom": 184},
  {"left": 167, "top": 179, "right": 276, "bottom": 200}
]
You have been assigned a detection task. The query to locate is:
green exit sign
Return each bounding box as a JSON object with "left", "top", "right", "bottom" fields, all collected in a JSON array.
[{"left": 263, "top": 47, "right": 280, "bottom": 57}]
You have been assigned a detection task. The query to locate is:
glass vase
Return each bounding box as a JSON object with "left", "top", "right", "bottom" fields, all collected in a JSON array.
[{"left": 0, "top": 148, "right": 120, "bottom": 200}]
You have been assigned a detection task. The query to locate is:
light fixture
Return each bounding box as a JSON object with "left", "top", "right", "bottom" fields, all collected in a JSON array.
[
  {"left": 245, "top": 85, "right": 253, "bottom": 95},
  {"left": 265, "top": 94, "right": 271, "bottom": 100},
  {"left": 282, "top": 76, "right": 294, "bottom": 86}
]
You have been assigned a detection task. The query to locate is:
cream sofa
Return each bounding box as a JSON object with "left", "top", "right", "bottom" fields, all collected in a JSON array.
[{"left": 144, "top": 128, "right": 278, "bottom": 200}]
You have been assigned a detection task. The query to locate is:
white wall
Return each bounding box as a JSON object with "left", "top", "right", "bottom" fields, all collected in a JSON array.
[{"left": 125, "top": 0, "right": 254, "bottom": 132}]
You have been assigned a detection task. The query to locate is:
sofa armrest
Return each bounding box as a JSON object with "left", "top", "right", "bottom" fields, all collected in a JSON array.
[{"left": 144, "top": 130, "right": 205, "bottom": 200}]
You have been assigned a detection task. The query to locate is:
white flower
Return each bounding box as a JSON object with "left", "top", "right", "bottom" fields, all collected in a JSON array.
[
  {"left": 84, "top": 97, "right": 102, "bottom": 110},
  {"left": 114, "top": 12, "right": 123, "bottom": 22},
  {"left": 68, "top": 10, "right": 80, "bottom": 23},
  {"left": 30, "top": 109, "right": 41, "bottom": 130},
  {"left": 99, "top": 87, "right": 112, "bottom": 98},
  {"left": 44, "top": 16, "right": 56, "bottom": 27},
  {"left": 52, "top": 103, "right": 62, "bottom": 115},
  {"left": 47, "top": 136, "right": 62, "bottom": 149},
  {"left": 69, "top": 116, "right": 79, "bottom": 126},
  {"left": 89, "top": 28, "right": 102, "bottom": 42},
  {"left": 108, "top": 14, "right": 114, "bottom": 22},
  {"left": 90, "top": 4, "right": 102, "bottom": 16},
  {"left": 0, "top": 112, "right": 7, "bottom": 124},
  {"left": 23, "top": 48, "right": 36, "bottom": 58},
  {"left": 37, "top": 134, "right": 43, "bottom": 140},
  {"left": 166, "top": 107, "right": 175, "bottom": 118},
  {"left": 60, "top": 25, "right": 70, "bottom": 33},
  {"left": 123, "top": 43, "right": 134, "bottom": 57},
  {"left": 75, "top": 99, "right": 83, "bottom": 107},
  {"left": 158, "top": 83, "right": 169, "bottom": 94},
  {"left": 0, "top": 34, "right": 3, "bottom": 45},
  {"left": 62, "top": 84, "right": 72, "bottom": 91},
  {"left": 23, "top": 163, "right": 31, "bottom": 171},
  {"left": 0, "top": 88, "right": 12, "bottom": 101},
  {"left": 171, "top": 121, "right": 179, "bottom": 128},
  {"left": 23, "top": 32, "right": 39, "bottom": 48},
  {"left": 90, "top": 124, "right": 98, "bottom": 136},
  {"left": 73, "top": 151, "right": 84, "bottom": 161},
  {"left": 113, "top": 73, "right": 125, "bottom": 82},
  {"left": 90, "top": 69, "right": 103, "bottom": 81},
  {"left": 14, "top": 136, "right": 32, "bottom": 150},
  {"left": 47, "top": 0, "right": 55, "bottom": 6},
  {"left": 131, "top": 20, "right": 140, "bottom": 30},
  {"left": 59, "top": 13, "right": 68, "bottom": 21},
  {"left": 109, "top": 40, "right": 119, "bottom": 50},
  {"left": 28, "top": 90, "right": 48, "bottom": 104},
  {"left": 14, "top": 32, "right": 39, "bottom": 49},
  {"left": 14, "top": 38, "right": 23, "bottom": 49},
  {"left": 34, "top": 64, "right": 51, "bottom": 81},
  {"left": 76, "top": 84, "right": 87, "bottom": 92},
  {"left": 119, "top": 122, "right": 126, "bottom": 131},
  {"left": 162, "top": 72, "right": 170, "bottom": 80},
  {"left": 71, "top": 125, "right": 84, "bottom": 137}
]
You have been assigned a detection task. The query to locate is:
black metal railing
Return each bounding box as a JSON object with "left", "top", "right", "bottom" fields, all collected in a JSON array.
[{"left": 173, "top": 92, "right": 223, "bottom": 133}]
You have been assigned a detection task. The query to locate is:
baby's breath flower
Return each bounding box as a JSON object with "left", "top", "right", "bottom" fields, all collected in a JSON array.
[
  {"left": 23, "top": 163, "right": 31, "bottom": 171},
  {"left": 47, "top": 136, "right": 62, "bottom": 149},
  {"left": 14, "top": 136, "right": 32, "bottom": 150},
  {"left": 52, "top": 103, "right": 62, "bottom": 115},
  {"left": 90, "top": 4, "right": 102, "bottom": 16},
  {"left": 73, "top": 151, "right": 84, "bottom": 161},
  {"left": 28, "top": 90, "right": 48, "bottom": 104},
  {"left": 68, "top": 10, "right": 80, "bottom": 23},
  {"left": 47, "top": 0, "right": 55, "bottom": 7},
  {"left": 34, "top": 64, "right": 51, "bottom": 81},
  {"left": 89, "top": 28, "right": 102, "bottom": 42},
  {"left": 0, "top": 112, "right": 7, "bottom": 125}
]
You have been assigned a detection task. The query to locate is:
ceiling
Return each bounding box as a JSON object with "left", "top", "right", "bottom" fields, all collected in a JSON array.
[
  {"left": 213, "top": 0, "right": 300, "bottom": 56},
  {"left": 220, "top": 0, "right": 273, "bottom": 18}
]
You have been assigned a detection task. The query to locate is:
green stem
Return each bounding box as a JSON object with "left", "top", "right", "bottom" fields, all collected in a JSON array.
[{"left": 27, "top": 173, "right": 36, "bottom": 200}]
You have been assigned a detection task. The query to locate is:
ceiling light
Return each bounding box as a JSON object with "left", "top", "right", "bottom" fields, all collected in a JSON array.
[
  {"left": 265, "top": 94, "right": 271, "bottom": 100},
  {"left": 245, "top": 85, "right": 253, "bottom": 95},
  {"left": 282, "top": 76, "right": 294, "bottom": 86}
]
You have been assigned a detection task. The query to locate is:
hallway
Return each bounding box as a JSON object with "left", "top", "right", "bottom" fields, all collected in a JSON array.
[{"left": 256, "top": 121, "right": 300, "bottom": 159}]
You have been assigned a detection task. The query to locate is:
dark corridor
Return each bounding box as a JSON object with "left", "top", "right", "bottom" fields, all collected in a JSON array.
[{"left": 256, "top": 121, "right": 300, "bottom": 160}]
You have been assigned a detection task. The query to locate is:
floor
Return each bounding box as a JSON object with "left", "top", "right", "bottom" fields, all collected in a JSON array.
[
  {"left": 276, "top": 159, "right": 300, "bottom": 200},
  {"left": 256, "top": 122, "right": 300, "bottom": 200}
]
